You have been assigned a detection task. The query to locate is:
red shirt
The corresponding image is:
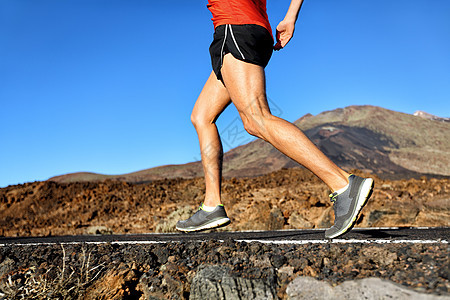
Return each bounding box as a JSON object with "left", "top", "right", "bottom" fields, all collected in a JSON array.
[{"left": 207, "top": 0, "right": 272, "bottom": 38}]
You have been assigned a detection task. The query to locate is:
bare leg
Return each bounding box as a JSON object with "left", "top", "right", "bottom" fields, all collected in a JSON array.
[
  {"left": 191, "top": 72, "right": 231, "bottom": 207},
  {"left": 221, "top": 54, "right": 349, "bottom": 191}
]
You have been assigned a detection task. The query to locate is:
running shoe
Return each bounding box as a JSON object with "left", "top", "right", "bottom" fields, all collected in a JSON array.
[
  {"left": 176, "top": 204, "right": 231, "bottom": 232},
  {"left": 325, "top": 175, "right": 374, "bottom": 239}
]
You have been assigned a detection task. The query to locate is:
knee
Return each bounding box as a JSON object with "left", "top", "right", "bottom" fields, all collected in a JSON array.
[
  {"left": 191, "top": 109, "right": 212, "bottom": 129},
  {"left": 190, "top": 111, "right": 202, "bottom": 129}
]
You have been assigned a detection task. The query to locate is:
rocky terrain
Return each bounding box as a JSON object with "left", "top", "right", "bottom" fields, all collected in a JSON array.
[
  {"left": 0, "top": 168, "right": 449, "bottom": 237},
  {"left": 0, "top": 241, "right": 448, "bottom": 299},
  {"left": 1, "top": 168, "right": 449, "bottom": 298},
  {"left": 49, "top": 105, "right": 450, "bottom": 183}
]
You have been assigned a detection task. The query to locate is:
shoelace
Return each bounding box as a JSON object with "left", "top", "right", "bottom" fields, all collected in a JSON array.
[{"left": 329, "top": 192, "right": 339, "bottom": 203}]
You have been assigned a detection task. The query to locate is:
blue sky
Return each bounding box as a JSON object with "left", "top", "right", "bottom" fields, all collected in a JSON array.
[{"left": 1, "top": 0, "right": 449, "bottom": 187}]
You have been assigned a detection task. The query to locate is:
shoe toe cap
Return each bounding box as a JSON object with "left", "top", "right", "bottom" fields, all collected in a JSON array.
[
  {"left": 176, "top": 220, "right": 189, "bottom": 229},
  {"left": 325, "top": 226, "right": 339, "bottom": 239}
]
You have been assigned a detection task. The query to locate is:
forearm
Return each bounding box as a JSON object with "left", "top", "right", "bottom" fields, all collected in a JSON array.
[{"left": 283, "top": 0, "right": 304, "bottom": 23}]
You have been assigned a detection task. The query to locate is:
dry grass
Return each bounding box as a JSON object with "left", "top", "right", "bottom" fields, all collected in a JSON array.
[{"left": 0, "top": 245, "right": 105, "bottom": 299}]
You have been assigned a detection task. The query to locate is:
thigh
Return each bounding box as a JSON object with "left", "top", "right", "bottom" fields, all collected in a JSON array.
[
  {"left": 193, "top": 71, "right": 232, "bottom": 124},
  {"left": 221, "top": 53, "right": 271, "bottom": 117}
]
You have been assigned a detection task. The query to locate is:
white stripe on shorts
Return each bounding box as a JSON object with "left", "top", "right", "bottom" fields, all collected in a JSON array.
[
  {"left": 228, "top": 24, "right": 246, "bottom": 60},
  {"left": 220, "top": 25, "right": 228, "bottom": 67}
]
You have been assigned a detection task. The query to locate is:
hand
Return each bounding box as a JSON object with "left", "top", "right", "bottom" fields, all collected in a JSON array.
[{"left": 274, "top": 20, "right": 295, "bottom": 51}]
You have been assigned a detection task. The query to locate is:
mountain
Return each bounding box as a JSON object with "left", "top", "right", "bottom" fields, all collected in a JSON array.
[{"left": 49, "top": 105, "right": 450, "bottom": 183}]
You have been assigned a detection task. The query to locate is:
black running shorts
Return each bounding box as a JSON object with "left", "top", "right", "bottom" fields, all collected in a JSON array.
[{"left": 209, "top": 24, "right": 274, "bottom": 81}]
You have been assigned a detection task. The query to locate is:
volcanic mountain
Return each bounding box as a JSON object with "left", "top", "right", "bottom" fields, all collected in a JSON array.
[{"left": 50, "top": 105, "right": 450, "bottom": 183}]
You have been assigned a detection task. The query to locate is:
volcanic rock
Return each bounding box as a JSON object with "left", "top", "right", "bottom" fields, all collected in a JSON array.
[
  {"left": 286, "top": 277, "right": 449, "bottom": 300},
  {"left": 0, "top": 242, "right": 448, "bottom": 298},
  {"left": 1, "top": 168, "right": 449, "bottom": 237},
  {"left": 190, "top": 265, "right": 277, "bottom": 300}
]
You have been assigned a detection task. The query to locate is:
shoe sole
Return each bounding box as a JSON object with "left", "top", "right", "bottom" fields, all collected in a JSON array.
[
  {"left": 326, "top": 178, "right": 374, "bottom": 239},
  {"left": 176, "top": 217, "right": 231, "bottom": 233}
]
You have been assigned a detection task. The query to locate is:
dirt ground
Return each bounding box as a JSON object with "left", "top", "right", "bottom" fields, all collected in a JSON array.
[{"left": 0, "top": 168, "right": 449, "bottom": 237}]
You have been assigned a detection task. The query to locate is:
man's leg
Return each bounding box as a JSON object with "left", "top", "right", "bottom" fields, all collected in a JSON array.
[
  {"left": 221, "top": 53, "right": 349, "bottom": 192},
  {"left": 191, "top": 72, "right": 231, "bottom": 207},
  {"left": 175, "top": 72, "right": 232, "bottom": 232},
  {"left": 221, "top": 54, "right": 375, "bottom": 239}
]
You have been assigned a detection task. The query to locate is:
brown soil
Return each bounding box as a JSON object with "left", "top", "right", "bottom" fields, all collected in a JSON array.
[{"left": 0, "top": 168, "right": 448, "bottom": 237}]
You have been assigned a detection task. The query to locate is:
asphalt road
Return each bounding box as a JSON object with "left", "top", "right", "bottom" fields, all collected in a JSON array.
[{"left": 0, "top": 227, "right": 448, "bottom": 245}]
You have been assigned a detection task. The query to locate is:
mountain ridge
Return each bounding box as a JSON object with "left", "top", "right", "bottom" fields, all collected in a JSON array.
[{"left": 49, "top": 105, "right": 450, "bottom": 183}]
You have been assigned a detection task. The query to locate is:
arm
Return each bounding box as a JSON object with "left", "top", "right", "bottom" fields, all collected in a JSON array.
[{"left": 274, "top": 0, "right": 304, "bottom": 50}]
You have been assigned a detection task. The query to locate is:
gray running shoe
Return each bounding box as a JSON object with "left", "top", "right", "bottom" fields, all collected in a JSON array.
[
  {"left": 176, "top": 205, "right": 231, "bottom": 232},
  {"left": 325, "top": 175, "right": 374, "bottom": 239}
]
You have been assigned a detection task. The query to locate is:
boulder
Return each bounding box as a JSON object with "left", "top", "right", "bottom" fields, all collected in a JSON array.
[
  {"left": 286, "top": 276, "right": 448, "bottom": 300},
  {"left": 190, "top": 265, "right": 276, "bottom": 300}
]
